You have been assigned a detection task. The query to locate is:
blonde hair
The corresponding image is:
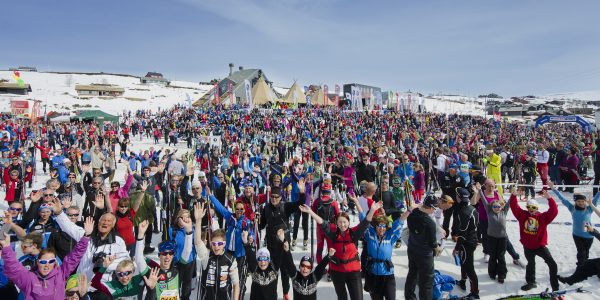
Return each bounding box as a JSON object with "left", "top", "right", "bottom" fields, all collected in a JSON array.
[{"left": 116, "top": 259, "right": 135, "bottom": 272}]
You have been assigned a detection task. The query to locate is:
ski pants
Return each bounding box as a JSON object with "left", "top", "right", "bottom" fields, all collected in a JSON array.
[
  {"left": 330, "top": 270, "right": 363, "bottom": 300},
  {"left": 524, "top": 246, "right": 559, "bottom": 291},
  {"left": 488, "top": 236, "right": 507, "bottom": 279},
  {"left": 573, "top": 235, "right": 594, "bottom": 266},
  {"left": 405, "top": 251, "right": 433, "bottom": 300},
  {"left": 368, "top": 274, "right": 396, "bottom": 300},
  {"left": 562, "top": 257, "right": 600, "bottom": 284},
  {"left": 458, "top": 243, "right": 479, "bottom": 295},
  {"left": 292, "top": 211, "right": 309, "bottom": 241},
  {"left": 178, "top": 260, "right": 195, "bottom": 300},
  {"left": 316, "top": 226, "right": 330, "bottom": 265}
]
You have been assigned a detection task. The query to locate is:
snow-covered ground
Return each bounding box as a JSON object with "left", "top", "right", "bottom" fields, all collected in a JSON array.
[
  {"left": 0, "top": 70, "right": 213, "bottom": 115},
  {"left": 3, "top": 134, "right": 599, "bottom": 299}
]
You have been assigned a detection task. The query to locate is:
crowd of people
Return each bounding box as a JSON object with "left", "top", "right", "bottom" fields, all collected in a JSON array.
[{"left": 0, "top": 103, "right": 599, "bottom": 300}]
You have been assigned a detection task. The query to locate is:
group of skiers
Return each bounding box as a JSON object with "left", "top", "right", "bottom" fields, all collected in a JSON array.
[{"left": 0, "top": 103, "right": 599, "bottom": 300}]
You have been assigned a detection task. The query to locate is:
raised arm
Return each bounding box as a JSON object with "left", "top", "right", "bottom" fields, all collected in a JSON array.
[
  {"left": 298, "top": 204, "right": 323, "bottom": 224},
  {"left": 135, "top": 220, "right": 151, "bottom": 274},
  {"left": 549, "top": 182, "right": 573, "bottom": 211},
  {"left": 53, "top": 199, "right": 85, "bottom": 241},
  {"left": 179, "top": 214, "right": 194, "bottom": 264},
  {"left": 470, "top": 182, "right": 482, "bottom": 205}
]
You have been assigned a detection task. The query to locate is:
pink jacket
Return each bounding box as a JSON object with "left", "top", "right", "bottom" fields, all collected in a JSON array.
[
  {"left": 109, "top": 173, "right": 134, "bottom": 212},
  {"left": 2, "top": 236, "right": 89, "bottom": 300}
]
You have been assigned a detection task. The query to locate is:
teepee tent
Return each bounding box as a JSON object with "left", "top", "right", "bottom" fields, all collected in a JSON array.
[
  {"left": 306, "top": 85, "right": 337, "bottom": 106},
  {"left": 251, "top": 77, "right": 275, "bottom": 106},
  {"left": 281, "top": 81, "right": 307, "bottom": 105}
]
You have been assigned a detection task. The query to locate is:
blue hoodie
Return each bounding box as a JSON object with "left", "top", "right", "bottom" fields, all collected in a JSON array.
[{"left": 552, "top": 189, "right": 600, "bottom": 239}]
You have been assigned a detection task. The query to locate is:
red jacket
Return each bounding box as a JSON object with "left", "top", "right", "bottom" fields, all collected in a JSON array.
[
  {"left": 322, "top": 219, "right": 369, "bottom": 273},
  {"left": 509, "top": 194, "right": 558, "bottom": 250},
  {"left": 116, "top": 209, "right": 136, "bottom": 246}
]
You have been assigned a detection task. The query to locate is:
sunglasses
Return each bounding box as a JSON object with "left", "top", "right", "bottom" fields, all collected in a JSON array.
[
  {"left": 211, "top": 241, "right": 226, "bottom": 247},
  {"left": 159, "top": 251, "right": 175, "bottom": 256},
  {"left": 65, "top": 291, "right": 81, "bottom": 297},
  {"left": 192, "top": 187, "right": 201, "bottom": 190},
  {"left": 67, "top": 213, "right": 79, "bottom": 217},
  {"left": 235, "top": 208, "right": 244, "bottom": 211},
  {"left": 92, "top": 182, "right": 102, "bottom": 185},
  {"left": 111, "top": 185, "right": 119, "bottom": 188},
  {"left": 9, "top": 207, "right": 22, "bottom": 212},
  {"left": 526, "top": 205, "right": 538, "bottom": 210},
  {"left": 492, "top": 205, "right": 502, "bottom": 209},
  {"left": 377, "top": 224, "right": 387, "bottom": 229},
  {"left": 257, "top": 256, "right": 270, "bottom": 262},
  {"left": 116, "top": 270, "right": 133, "bottom": 277},
  {"left": 38, "top": 258, "right": 56, "bottom": 265},
  {"left": 43, "top": 194, "right": 54, "bottom": 197},
  {"left": 300, "top": 264, "right": 312, "bottom": 270},
  {"left": 271, "top": 195, "right": 281, "bottom": 199},
  {"left": 68, "top": 176, "right": 76, "bottom": 178}
]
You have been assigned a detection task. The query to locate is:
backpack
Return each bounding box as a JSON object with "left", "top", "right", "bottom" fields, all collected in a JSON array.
[{"left": 504, "top": 153, "right": 514, "bottom": 166}]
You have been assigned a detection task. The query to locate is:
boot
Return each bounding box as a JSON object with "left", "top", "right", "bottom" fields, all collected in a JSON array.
[
  {"left": 395, "top": 240, "right": 401, "bottom": 248},
  {"left": 457, "top": 279, "right": 466, "bottom": 291},
  {"left": 303, "top": 240, "right": 308, "bottom": 250},
  {"left": 521, "top": 282, "right": 537, "bottom": 291},
  {"left": 291, "top": 240, "right": 296, "bottom": 251}
]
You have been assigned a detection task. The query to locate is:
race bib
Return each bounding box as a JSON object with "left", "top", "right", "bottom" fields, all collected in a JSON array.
[{"left": 160, "top": 289, "right": 179, "bottom": 300}]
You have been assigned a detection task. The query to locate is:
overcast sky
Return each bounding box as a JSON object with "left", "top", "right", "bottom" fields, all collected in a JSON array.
[{"left": 2, "top": 0, "right": 600, "bottom": 97}]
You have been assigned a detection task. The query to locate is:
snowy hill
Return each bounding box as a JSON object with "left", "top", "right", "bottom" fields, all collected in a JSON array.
[{"left": 0, "top": 70, "right": 213, "bottom": 115}]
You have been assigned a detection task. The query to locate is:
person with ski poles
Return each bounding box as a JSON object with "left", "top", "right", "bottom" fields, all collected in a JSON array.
[
  {"left": 208, "top": 188, "right": 255, "bottom": 299},
  {"left": 549, "top": 181, "right": 600, "bottom": 265},
  {"left": 305, "top": 197, "right": 380, "bottom": 300},
  {"left": 258, "top": 178, "right": 306, "bottom": 300},
  {"left": 195, "top": 203, "right": 240, "bottom": 300},
  {"left": 509, "top": 188, "right": 559, "bottom": 291},
  {"left": 281, "top": 237, "right": 335, "bottom": 300}
]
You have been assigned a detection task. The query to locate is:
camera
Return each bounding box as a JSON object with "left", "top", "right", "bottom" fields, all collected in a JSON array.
[{"left": 92, "top": 252, "right": 107, "bottom": 272}]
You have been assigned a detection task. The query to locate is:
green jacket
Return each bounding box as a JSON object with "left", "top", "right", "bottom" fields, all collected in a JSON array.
[{"left": 129, "top": 190, "right": 156, "bottom": 225}]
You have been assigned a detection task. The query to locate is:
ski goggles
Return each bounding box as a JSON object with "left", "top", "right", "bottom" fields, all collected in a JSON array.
[
  {"left": 377, "top": 223, "right": 388, "bottom": 229},
  {"left": 211, "top": 241, "right": 226, "bottom": 247},
  {"left": 526, "top": 205, "right": 538, "bottom": 210},
  {"left": 38, "top": 258, "right": 56, "bottom": 265},
  {"left": 257, "top": 256, "right": 270, "bottom": 262},
  {"left": 116, "top": 270, "right": 133, "bottom": 277}
]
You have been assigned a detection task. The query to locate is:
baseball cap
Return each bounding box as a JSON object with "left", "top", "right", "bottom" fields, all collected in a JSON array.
[
  {"left": 300, "top": 255, "right": 313, "bottom": 266},
  {"left": 456, "top": 187, "right": 470, "bottom": 202},
  {"left": 158, "top": 240, "right": 176, "bottom": 253},
  {"left": 65, "top": 275, "right": 80, "bottom": 291},
  {"left": 527, "top": 199, "right": 539, "bottom": 208},
  {"left": 423, "top": 195, "right": 439, "bottom": 208}
]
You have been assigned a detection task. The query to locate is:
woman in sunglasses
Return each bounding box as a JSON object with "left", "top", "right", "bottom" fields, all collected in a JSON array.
[
  {"left": 0, "top": 217, "right": 92, "bottom": 299},
  {"left": 282, "top": 244, "right": 335, "bottom": 300},
  {"left": 299, "top": 201, "right": 379, "bottom": 300},
  {"left": 108, "top": 168, "right": 133, "bottom": 213}
]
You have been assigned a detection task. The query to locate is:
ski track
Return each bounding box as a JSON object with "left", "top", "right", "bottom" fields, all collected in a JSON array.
[{"left": 5, "top": 135, "right": 600, "bottom": 300}]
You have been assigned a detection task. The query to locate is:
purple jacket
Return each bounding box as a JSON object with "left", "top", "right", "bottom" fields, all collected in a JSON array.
[
  {"left": 2, "top": 236, "right": 89, "bottom": 300},
  {"left": 413, "top": 171, "right": 425, "bottom": 190}
]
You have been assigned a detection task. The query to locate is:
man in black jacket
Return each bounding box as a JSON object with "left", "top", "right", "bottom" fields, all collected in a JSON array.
[
  {"left": 452, "top": 187, "right": 479, "bottom": 299},
  {"left": 405, "top": 195, "right": 442, "bottom": 300},
  {"left": 440, "top": 164, "right": 467, "bottom": 238},
  {"left": 355, "top": 153, "right": 376, "bottom": 184}
]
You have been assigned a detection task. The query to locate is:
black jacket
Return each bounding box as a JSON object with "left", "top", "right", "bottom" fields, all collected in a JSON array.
[
  {"left": 407, "top": 209, "right": 437, "bottom": 257},
  {"left": 451, "top": 202, "right": 479, "bottom": 248}
]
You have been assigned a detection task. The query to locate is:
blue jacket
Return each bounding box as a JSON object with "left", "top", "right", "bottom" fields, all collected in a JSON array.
[
  {"left": 168, "top": 227, "right": 196, "bottom": 263},
  {"left": 364, "top": 218, "right": 404, "bottom": 276},
  {"left": 396, "top": 163, "right": 414, "bottom": 183},
  {"left": 51, "top": 155, "right": 65, "bottom": 168},
  {"left": 209, "top": 195, "right": 255, "bottom": 258},
  {"left": 553, "top": 189, "right": 600, "bottom": 239}
]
